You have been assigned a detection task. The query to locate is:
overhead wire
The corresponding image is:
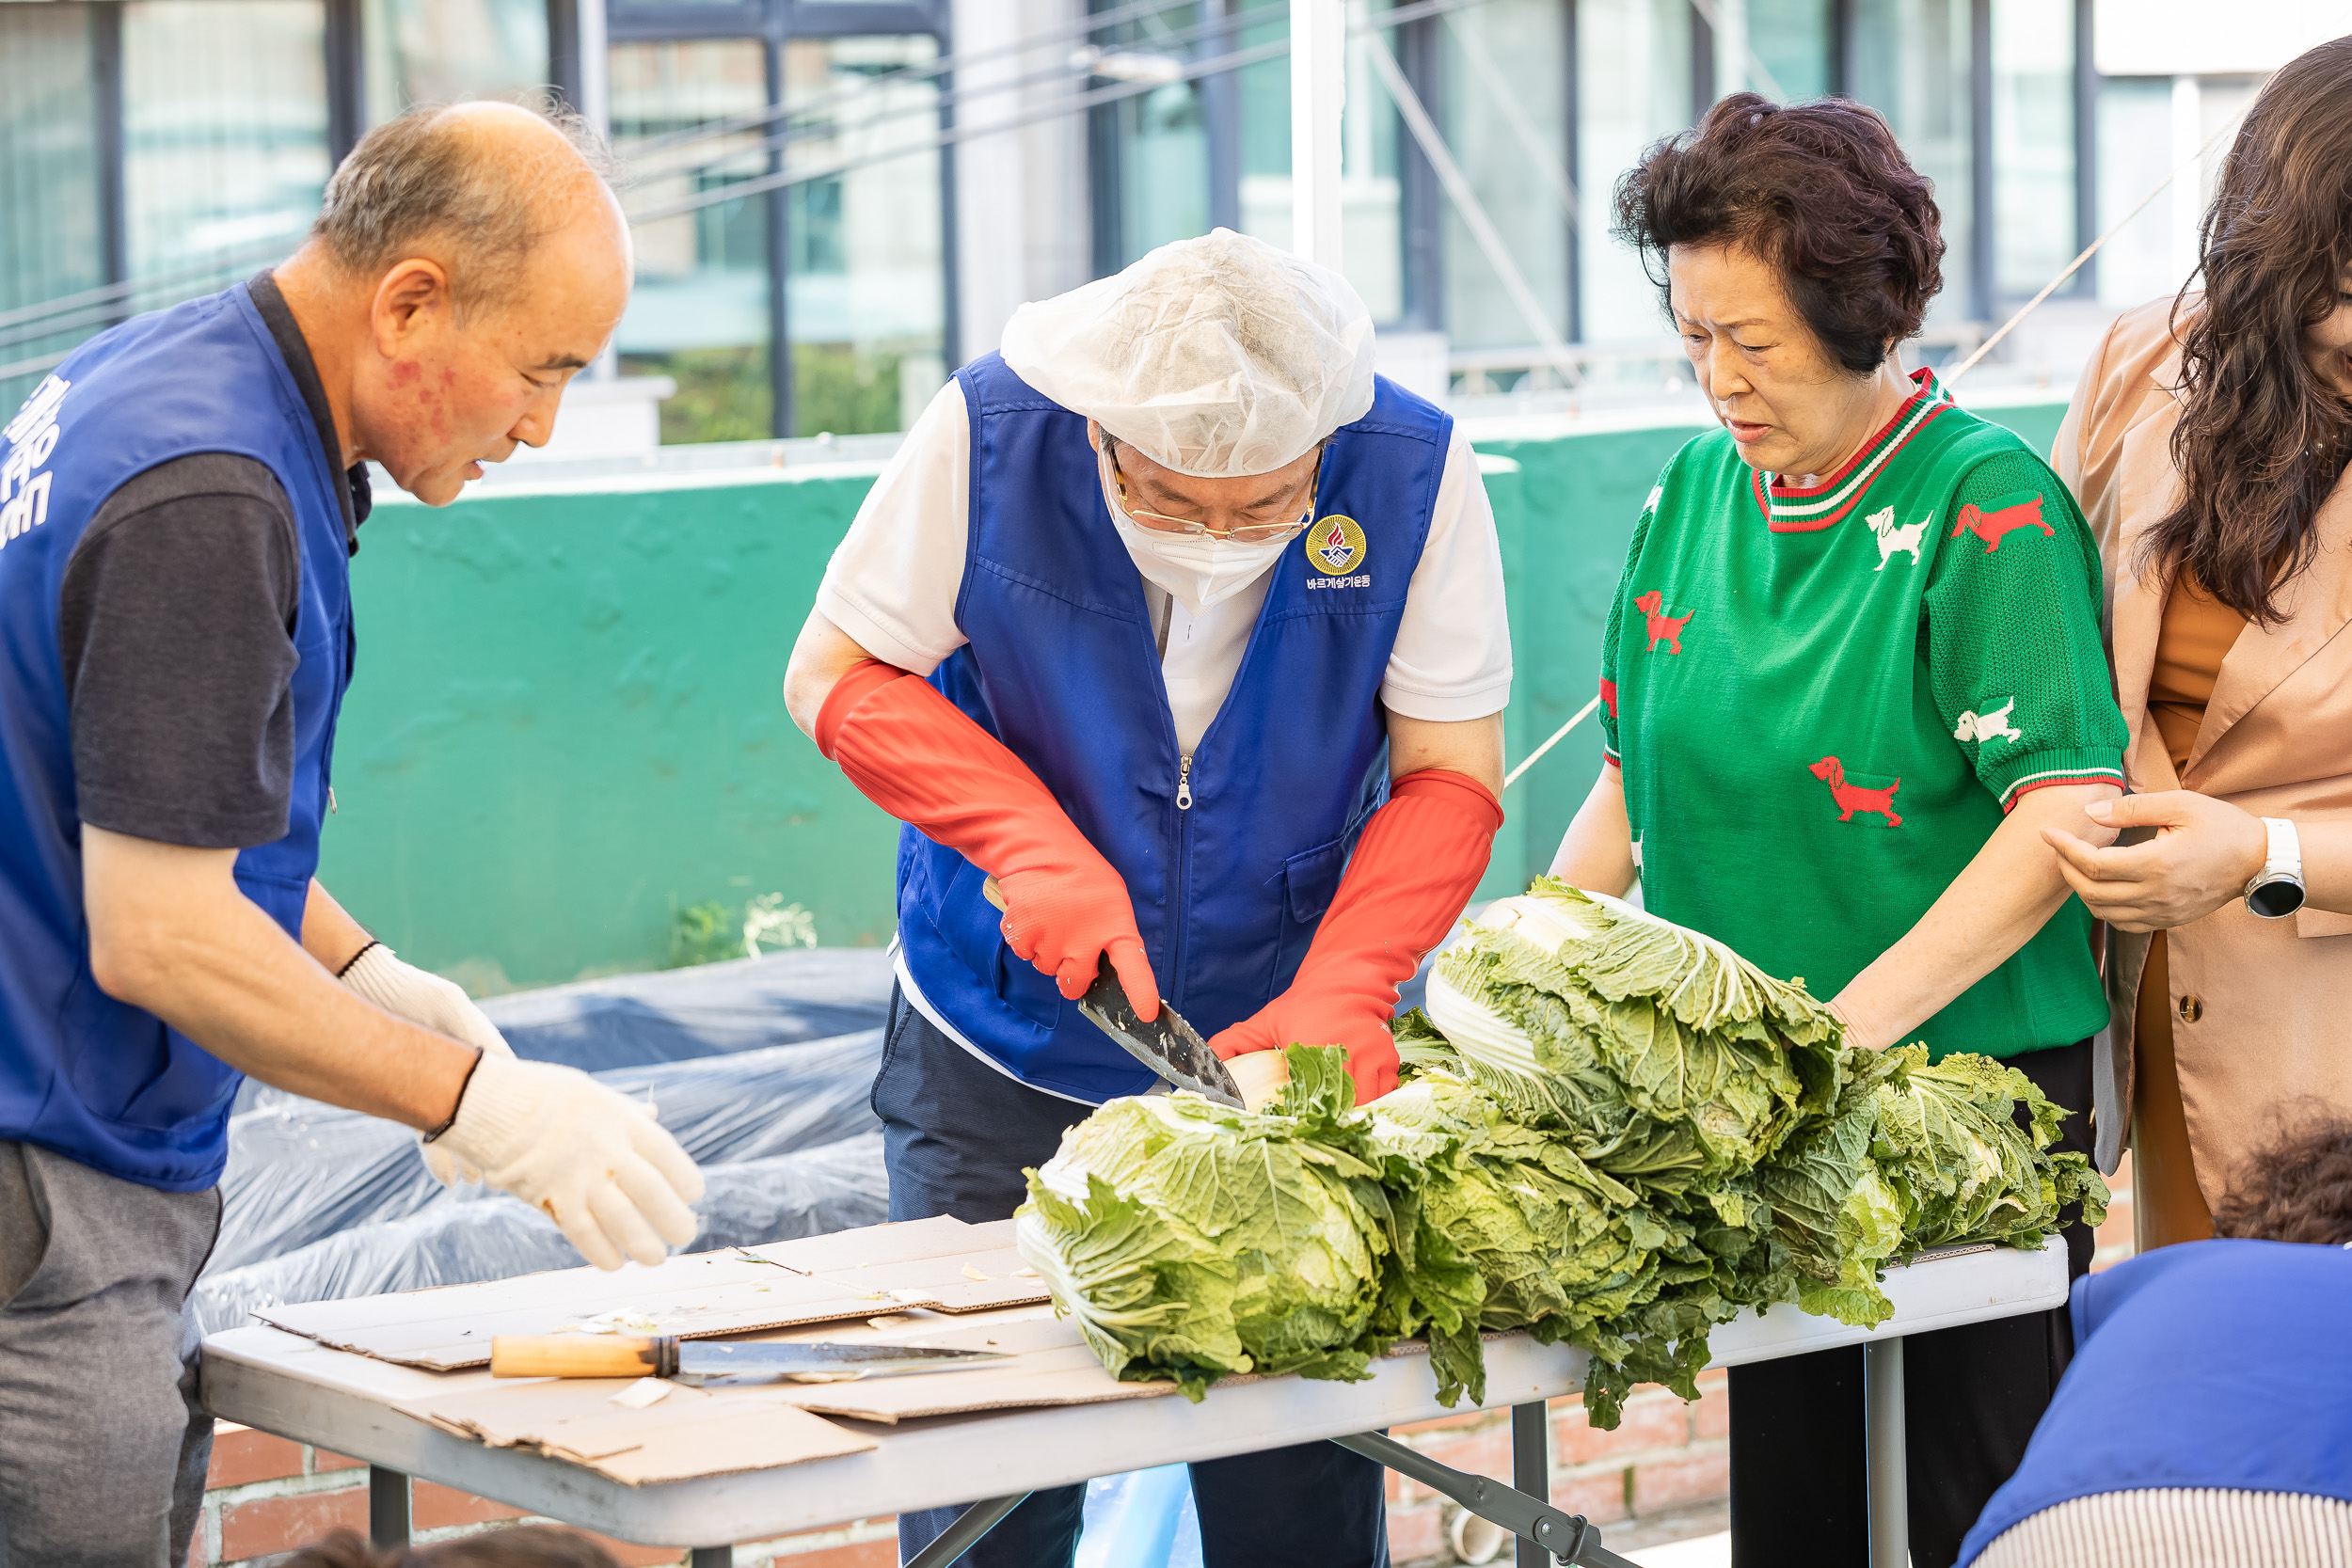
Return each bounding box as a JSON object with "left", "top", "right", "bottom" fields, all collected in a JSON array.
[
  {"left": 621, "top": 0, "right": 1502, "bottom": 226},
  {"left": 1943, "top": 113, "right": 2246, "bottom": 386},
  {"left": 1359, "top": 11, "right": 1581, "bottom": 386}
]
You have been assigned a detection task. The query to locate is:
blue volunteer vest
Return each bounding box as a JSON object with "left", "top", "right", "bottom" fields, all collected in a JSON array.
[
  {"left": 897, "top": 355, "right": 1448, "bottom": 1101},
  {"left": 1958, "top": 1239, "right": 2352, "bottom": 1564},
  {"left": 0, "top": 283, "right": 354, "bottom": 1192}
]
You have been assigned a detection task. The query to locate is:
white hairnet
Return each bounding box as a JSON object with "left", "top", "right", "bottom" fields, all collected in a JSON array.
[{"left": 1000, "top": 228, "right": 1376, "bottom": 478}]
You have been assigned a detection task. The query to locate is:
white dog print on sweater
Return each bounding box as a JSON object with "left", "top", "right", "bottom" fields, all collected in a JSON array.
[
  {"left": 1953, "top": 697, "right": 2022, "bottom": 746},
  {"left": 1867, "top": 506, "right": 1929, "bottom": 570}
]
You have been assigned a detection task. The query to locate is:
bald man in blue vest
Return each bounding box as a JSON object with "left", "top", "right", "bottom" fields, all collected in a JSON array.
[
  {"left": 0, "top": 104, "right": 702, "bottom": 1567},
  {"left": 787, "top": 230, "right": 1517, "bottom": 1567}
]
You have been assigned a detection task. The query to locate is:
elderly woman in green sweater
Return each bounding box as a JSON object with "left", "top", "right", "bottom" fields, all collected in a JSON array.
[{"left": 1549, "top": 95, "right": 2126, "bottom": 1568}]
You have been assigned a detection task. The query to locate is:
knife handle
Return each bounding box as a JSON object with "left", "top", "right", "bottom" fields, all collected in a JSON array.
[
  {"left": 490, "top": 1335, "right": 675, "bottom": 1379},
  {"left": 981, "top": 876, "right": 1007, "bottom": 911}
]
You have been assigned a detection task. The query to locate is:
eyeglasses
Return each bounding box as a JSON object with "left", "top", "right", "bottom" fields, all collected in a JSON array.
[{"left": 1105, "top": 444, "right": 1322, "bottom": 544}]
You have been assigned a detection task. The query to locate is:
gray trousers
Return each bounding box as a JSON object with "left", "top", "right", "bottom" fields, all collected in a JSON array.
[{"left": 0, "top": 1141, "right": 219, "bottom": 1568}]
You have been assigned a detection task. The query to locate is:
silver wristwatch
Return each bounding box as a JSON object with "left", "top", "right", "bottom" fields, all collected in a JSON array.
[{"left": 2245, "top": 816, "right": 2307, "bottom": 919}]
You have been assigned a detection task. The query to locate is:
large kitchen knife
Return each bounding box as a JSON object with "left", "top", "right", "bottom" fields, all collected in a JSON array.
[
  {"left": 983, "top": 876, "right": 1246, "bottom": 1108},
  {"left": 489, "top": 1336, "right": 1011, "bottom": 1386}
]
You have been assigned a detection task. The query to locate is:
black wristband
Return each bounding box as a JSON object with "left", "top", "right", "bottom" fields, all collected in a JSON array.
[
  {"left": 335, "top": 938, "right": 383, "bottom": 979},
  {"left": 421, "top": 1045, "right": 485, "bottom": 1142}
]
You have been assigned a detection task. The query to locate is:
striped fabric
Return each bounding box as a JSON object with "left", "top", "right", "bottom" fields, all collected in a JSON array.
[
  {"left": 1976, "top": 1488, "right": 2352, "bottom": 1568},
  {"left": 1751, "top": 367, "right": 1957, "bottom": 531}
]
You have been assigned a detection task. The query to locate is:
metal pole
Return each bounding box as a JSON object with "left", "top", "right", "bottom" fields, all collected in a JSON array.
[
  {"left": 1290, "top": 0, "right": 1344, "bottom": 268},
  {"left": 1864, "top": 1336, "right": 1907, "bottom": 1568},
  {"left": 368, "top": 1465, "right": 411, "bottom": 1550},
  {"left": 903, "top": 1493, "right": 1032, "bottom": 1568},
  {"left": 1512, "top": 1402, "right": 1550, "bottom": 1568}
]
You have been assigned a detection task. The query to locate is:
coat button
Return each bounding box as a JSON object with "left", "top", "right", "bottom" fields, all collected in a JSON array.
[{"left": 2178, "top": 994, "right": 2203, "bottom": 1023}]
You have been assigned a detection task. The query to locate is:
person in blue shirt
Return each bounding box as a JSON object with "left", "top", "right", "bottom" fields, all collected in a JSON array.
[
  {"left": 1960, "top": 1117, "right": 2352, "bottom": 1566},
  {"left": 0, "top": 103, "right": 702, "bottom": 1568}
]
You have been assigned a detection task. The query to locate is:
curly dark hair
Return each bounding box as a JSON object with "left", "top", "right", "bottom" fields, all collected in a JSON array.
[
  {"left": 1612, "top": 91, "right": 1945, "bottom": 374},
  {"left": 2150, "top": 36, "right": 2352, "bottom": 626},
  {"left": 2210, "top": 1112, "right": 2352, "bottom": 1246}
]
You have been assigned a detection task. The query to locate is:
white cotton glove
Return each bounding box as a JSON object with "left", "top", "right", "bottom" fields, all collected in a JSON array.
[
  {"left": 429, "top": 1053, "right": 706, "bottom": 1270},
  {"left": 340, "top": 943, "right": 516, "bottom": 1185}
]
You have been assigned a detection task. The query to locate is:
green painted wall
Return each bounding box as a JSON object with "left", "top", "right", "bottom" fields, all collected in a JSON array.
[{"left": 323, "top": 398, "right": 2069, "bottom": 991}]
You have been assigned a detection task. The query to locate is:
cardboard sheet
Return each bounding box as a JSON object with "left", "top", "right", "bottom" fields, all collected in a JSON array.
[
  {"left": 390, "top": 1309, "right": 1181, "bottom": 1480},
  {"left": 261, "top": 1215, "right": 1051, "bottom": 1370},
  {"left": 399, "top": 1377, "right": 879, "bottom": 1485}
]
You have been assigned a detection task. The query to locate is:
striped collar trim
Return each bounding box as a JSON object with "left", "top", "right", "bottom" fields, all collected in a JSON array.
[{"left": 1752, "top": 369, "right": 1954, "bottom": 533}]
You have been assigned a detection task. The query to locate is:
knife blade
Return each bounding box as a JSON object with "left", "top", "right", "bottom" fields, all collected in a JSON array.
[
  {"left": 489, "top": 1335, "right": 1012, "bottom": 1385},
  {"left": 1076, "top": 968, "right": 1246, "bottom": 1108},
  {"left": 980, "top": 875, "right": 1247, "bottom": 1108}
]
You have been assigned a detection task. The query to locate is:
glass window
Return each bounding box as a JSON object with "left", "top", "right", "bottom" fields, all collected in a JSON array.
[
  {"left": 1336, "top": 11, "right": 1404, "bottom": 323},
  {"left": 2092, "top": 76, "right": 2172, "bottom": 309},
  {"left": 121, "top": 2, "right": 330, "bottom": 295},
  {"left": 1578, "top": 0, "right": 1692, "bottom": 345},
  {"left": 1091, "top": 3, "right": 1213, "bottom": 267},
  {"left": 1850, "top": 0, "right": 1974, "bottom": 331},
  {"left": 1438, "top": 0, "right": 1571, "bottom": 351},
  {"left": 0, "top": 5, "right": 104, "bottom": 410},
  {"left": 1989, "top": 0, "right": 2074, "bottom": 298},
  {"left": 1233, "top": 0, "right": 1291, "bottom": 246},
  {"left": 1742, "top": 0, "right": 1833, "bottom": 103},
  {"left": 611, "top": 39, "right": 774, "bottom": 444},
  {"left": 362, "top": 0, "right": 551, "bottom": 119},
  {"left": 781, "top": 33, "right": 945, "bottom": 436}
]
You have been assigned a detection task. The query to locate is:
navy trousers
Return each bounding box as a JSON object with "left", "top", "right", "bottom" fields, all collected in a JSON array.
[{"left": 874, "top": 985, "right": 1391, "bottom": 1568}]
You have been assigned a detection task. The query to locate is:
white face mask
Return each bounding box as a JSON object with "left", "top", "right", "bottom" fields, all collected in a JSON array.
[{"left": 1096, "top": 442, "right": 1299, "bottom": 617}]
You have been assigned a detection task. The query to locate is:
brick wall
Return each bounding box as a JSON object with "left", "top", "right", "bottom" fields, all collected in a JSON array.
[
  {"left": 197, "top": 1377, "right": 1729, "bottom": 1568},
  {"left": 194, "top": 1425, "right": 895, "bottom": 1567},
  {"left": 200, "top": 1163, "right": 2133, "bottom": 1567},
  {"left": 1382, "top": 1373, "right": 1730, "bottom": 1565}
]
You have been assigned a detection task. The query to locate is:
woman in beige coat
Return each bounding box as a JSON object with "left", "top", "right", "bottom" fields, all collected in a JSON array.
[{"left": 2047, "top": 36, "right": 2352, "bottom": 1248}]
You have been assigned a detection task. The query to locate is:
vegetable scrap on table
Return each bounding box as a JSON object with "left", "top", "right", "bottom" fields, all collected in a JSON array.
[{"left": 1017, "top": 879, "right": 2108, "bottom": 1428}]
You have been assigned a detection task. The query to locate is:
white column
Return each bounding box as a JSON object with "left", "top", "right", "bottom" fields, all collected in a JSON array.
[
  {"left": 952, "top": 0, "right": 1029, "bottom": 367},
  {"left": 577, "top": 0, "right": 609, "bottom": 138},
  {"left": 1290, "top": 0, "right": 1344, "bottom": 269},
  {"left": 2169, "top": 73, "right": 2203, "bottom": 293},
  {"left": 580, "top": 0, "right": 614, "bottom": 380}
]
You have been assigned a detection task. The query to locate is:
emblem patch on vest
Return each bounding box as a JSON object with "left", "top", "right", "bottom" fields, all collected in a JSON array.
[{"left": 1307, "top": 514, "right": 1368, "bottom": 580}]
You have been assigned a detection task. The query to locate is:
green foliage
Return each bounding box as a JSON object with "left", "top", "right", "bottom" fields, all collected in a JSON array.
[
  {"left": 1019, "top": 884, "right": 2110, "bottom": 1430},
  {"left": 791, "top": 343, "right": 902, "bottom": 437},
  {"left": 628, "top": 348, "right": 772, "bottom": 446},
  {"left": 666, "top": 892, "right": 819, "bottom": 968}
]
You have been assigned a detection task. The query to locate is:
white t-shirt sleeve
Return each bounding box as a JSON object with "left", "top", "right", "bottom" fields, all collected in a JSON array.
[
  {"left": 1380, "top": 429, "right": 1513, "bottom": 721},
  {"left": 812, "top": 378, "right": 972, "bottom": 676}
]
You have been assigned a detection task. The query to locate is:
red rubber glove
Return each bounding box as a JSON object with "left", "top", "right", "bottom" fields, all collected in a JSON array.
[
  {"left": 817, "top": 660, "right": 1159, "bottom": 1017},
  {"left": 1208, "top": 769, "right": 1502, "bottom": 1106}
]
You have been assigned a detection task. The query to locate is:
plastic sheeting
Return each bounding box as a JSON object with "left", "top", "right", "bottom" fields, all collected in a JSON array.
[{"left": 198, "top": 950, "right": 896, "bottom": 1336}]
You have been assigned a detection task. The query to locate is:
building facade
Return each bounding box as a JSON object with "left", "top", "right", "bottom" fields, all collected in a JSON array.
[{"left": 3, "top": 0, "right": 2339, "bottom": 441}]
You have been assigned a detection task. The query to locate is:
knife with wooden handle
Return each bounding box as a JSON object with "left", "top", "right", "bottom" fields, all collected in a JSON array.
[{"left": 489, "top": 1336, "right": 1009, "bottom": 1385}]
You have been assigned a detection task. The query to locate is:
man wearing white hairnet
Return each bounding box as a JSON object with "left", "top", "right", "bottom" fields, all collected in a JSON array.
[{"left": 785, "top": 230, "right": 1511, "bottom": 1565}]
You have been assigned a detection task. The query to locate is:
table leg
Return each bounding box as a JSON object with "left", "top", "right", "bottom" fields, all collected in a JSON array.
[
  {"left": 902, "top": 1492, "right": 1032, "bottom": 1568},
  {"left": 368, "top": 1465, "right": 411, "bottom": 1550},
  {"left": 1864, "top": 1336, "right": 1906, "bottom": 1568},
  {"left": 1512, "top": 1401, "right": 1549, "bottom": 1568},
  {"left": 687, "top": 1549, "right": 733, "bottom": 1567}
]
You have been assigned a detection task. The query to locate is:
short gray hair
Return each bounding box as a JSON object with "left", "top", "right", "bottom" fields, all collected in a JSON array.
[{"left": 310, "top": 98, "right": 621, "bottom": 313}]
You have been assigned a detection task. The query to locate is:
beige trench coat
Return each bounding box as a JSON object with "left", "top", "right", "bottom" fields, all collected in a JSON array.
[{"left": 2053, "top": 298, "right": 2352, "bottom": 1199}]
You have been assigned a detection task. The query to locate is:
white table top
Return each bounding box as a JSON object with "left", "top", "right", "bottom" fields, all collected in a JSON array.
[{"left": 202, "top": 1237, "right": 2066, "bottom": 1549}]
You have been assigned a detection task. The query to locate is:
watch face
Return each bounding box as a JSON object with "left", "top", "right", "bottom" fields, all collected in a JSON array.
[{"left": 2249, "top": 877, "right": 2307, "bottom": 919}]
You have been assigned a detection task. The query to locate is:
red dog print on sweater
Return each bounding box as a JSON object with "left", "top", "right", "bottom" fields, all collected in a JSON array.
[
  {"left": 1634, "top": 591, "right": 1692, "bottom": 655},
  {"left": 1808, "top": 756, "right": 1902, "bottom": 826},
  {"left": 1949, "top": 494, "right": 2053, "bottom": 553}
]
